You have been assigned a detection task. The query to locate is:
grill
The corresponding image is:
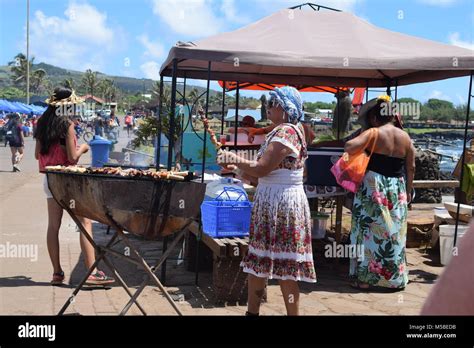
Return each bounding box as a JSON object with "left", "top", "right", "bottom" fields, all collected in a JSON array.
[
  {"left": 46, "top": 169, "right": 206, "bottom": 316},
  {"left": 46, "top": 171, "right": 205, "bottom": 239}
]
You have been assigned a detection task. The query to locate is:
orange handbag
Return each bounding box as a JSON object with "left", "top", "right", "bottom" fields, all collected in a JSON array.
[{"left": 330, "top": 128, "right": 379, "bottom": 193}]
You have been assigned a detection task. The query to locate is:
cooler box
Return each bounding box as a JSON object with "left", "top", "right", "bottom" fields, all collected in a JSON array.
[{"left": 306, "top": 147, "right": 344, "bottom": 186}]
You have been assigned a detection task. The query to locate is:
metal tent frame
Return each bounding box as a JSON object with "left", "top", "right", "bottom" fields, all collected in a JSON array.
[{"left": 154, "top": 3, "right": 473, "bottom": 287}]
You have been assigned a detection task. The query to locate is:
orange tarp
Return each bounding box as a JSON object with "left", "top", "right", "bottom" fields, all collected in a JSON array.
[{"left": 217, "top": 81, "right": 366, "bottom": 106}]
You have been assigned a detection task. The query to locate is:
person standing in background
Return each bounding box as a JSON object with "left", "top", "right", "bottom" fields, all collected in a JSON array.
[
  {"left": 6, "top": 113, "right": 24, "bottom": 172},
  {"left": 125, "top": 112, "right": 134, "bottom": 137},
  {"left": 107, "top": 111, "right": 119, "bottom": 142},
  {"left": 94, "top": 112, "right": 104, "bottom": 136}
]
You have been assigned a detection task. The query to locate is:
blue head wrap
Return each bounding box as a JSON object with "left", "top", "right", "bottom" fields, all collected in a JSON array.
[{"left": 269, "top": 86, "right": 303, "bottom": 124}]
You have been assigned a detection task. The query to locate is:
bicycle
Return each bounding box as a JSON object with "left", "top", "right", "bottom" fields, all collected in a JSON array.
[
  {"left": 75, "top": 125, "right": 94, "bottom": 143},
  {"left": 82, "top": 130, "right": 94, "bottom": 142}
]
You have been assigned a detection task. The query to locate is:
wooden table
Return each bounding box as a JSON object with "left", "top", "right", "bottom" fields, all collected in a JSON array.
[{"left": 187, "top": 222, "right": 252, "bottom": 304}]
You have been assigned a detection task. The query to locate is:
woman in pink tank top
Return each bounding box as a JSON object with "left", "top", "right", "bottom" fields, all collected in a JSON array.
[{"left": 34, "top": 87, "right": 114, "bottom": 286}]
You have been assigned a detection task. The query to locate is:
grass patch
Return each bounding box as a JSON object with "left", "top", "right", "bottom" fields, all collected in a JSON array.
[{"left": 406, "top": 128, "right": 459, "bottom": 135}]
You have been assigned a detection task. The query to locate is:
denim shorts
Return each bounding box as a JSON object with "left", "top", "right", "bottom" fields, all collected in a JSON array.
[{"left": 43, "top": 175, "right": 53, "bottom": 199}]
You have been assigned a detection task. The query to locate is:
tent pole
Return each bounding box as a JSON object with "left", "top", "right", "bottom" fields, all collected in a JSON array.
[
  {"left": 201, "top": 61, "right": 212, "bottom": 182},
  {"left": 221, "top": 81, "right": 226, "bottom": 135},
  {"left": 394, "top": 81, "right": 398, "bottom": 102},
  {"left": 155, "top": 75, "right": 164, "bottom": 169},
  {"left": 161, "top": 59, "right": 178, "bottom": 284},
  {"left": 365, "top": 80, "right": 369, "bottom": 103},
  {"left": 26, "top": 0, "right": 30, "bottom": 105},
  {"left": 180, "top": 74, "right": 187, "bottom": 161},
  {"left": 336, "top": 87, "right": 340, "bottom": 140},
  {"left": 453, "top": 72, "right": 473, "bottom": 247},
  {"left": 234, "top": 84, "right": 240, "bottom": 147},
  {"left": 168, "top": 59, "right": 178, "bottom": 171}
]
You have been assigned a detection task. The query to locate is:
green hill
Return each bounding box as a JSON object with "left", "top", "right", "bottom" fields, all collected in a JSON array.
[{"left": 0, "top": 62, "right": 218, "bottom": 97}]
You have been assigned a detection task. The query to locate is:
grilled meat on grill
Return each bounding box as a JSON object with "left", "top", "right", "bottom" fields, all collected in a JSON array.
[{"left": 45, "top": 165, "right": 190, "bottom": 181}]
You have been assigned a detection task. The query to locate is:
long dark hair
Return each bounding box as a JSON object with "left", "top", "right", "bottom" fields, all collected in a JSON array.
[
  {"left": 34, "top": 87, "right": 73, "bottom": 155},
  {"left": 7, "top": 113, "right": 20, "bottom": 128},
  {"left": 368, "top": 99, "right": 395, "bottom": 127}
]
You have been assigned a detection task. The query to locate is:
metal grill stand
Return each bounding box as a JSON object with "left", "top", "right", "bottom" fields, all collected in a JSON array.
[{"left": 57, "top": 201, "right": 188, "bottom": 316}]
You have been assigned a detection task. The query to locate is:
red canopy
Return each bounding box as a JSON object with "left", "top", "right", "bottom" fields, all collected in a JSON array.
[{"left": 217, "top": 81, "right": 366, "bottom": 106}]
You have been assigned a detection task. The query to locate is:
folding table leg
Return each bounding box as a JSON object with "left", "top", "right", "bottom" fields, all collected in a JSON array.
[
  {"left": 119, "top": 229, "right": 187, "bottom": 316},
  {"left": 57, "top": 253, "right": 103, "bottom": 315},
  {"left": 101, "top": 255, "right": 147, "bottom": 315},
  {"left": 117, "top": 229, "right": 183, "bottom": 315}
]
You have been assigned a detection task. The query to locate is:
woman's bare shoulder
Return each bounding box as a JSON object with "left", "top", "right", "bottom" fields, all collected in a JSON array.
[{"left": 387, "top": 125, "right": 409, "bottom": 139}]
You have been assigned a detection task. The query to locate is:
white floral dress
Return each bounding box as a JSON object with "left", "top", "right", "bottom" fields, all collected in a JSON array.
[{"left": 240, "top": 123, "right": 316, "bottom": 282}]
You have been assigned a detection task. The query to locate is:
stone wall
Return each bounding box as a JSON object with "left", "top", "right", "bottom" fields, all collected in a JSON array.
[{"left": 413, "top": 150, "right": 442, "bottom": 204}]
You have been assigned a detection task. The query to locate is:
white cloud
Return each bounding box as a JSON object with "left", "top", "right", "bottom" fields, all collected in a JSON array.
[
  {"left": 151, "top": 0, "right": 363, "bottom": 39},
  {"left": 417, "top": 0, "right": 458, "bottom": 7},
  {"left": 29, "top": 2, "right": 121, "bottom": 72},
  {"left": 151, "top": 0, "right": 251, "bottom": 38},
  {"left": 152, "top": 0, "right": 222, "bottom": 37},
  {"left": 428, "top": 90, "right": 452, "bottom": 101},
  {"left": 456, "top": 94, "right": 466, "bottom": 105},
  {"left": 220, "top": 0, "right": 249, "bottom": 24},
  {"left": 140, "top": 61, "right": 161, "bottom": 80},
  {"left": 137, "top": 34, "right": 165, "bottom": 59},
  {"left": 448, "top": 32, "right": 474, "bottom": 51}
]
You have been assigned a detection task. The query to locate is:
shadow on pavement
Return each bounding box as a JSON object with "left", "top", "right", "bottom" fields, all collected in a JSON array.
[{"left": 0, "top": 275, "right": 74, "bottom": 289}]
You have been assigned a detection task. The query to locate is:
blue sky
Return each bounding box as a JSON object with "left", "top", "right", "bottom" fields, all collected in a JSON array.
[{"left": 0, "top": 0, "right": 473, "bottom": 104}]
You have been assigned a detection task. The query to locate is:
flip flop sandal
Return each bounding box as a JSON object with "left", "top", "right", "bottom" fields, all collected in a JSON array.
[
  {"left": 350, "top": 280, "right": 371, "bottom": 291},
  {"left": 51, "top": 272, "right": 65, "bottom": 286}
]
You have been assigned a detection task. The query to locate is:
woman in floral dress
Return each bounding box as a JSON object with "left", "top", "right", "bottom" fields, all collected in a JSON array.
[
  {"left": 345, "top": 96, "right": 415, "bottom": 290},
  {"left": 218, "top": 86, "right": 315, "bottom": 316}
]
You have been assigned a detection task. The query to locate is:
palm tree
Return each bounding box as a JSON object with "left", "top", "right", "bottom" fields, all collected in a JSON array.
[
  {"left": 30, "top": 69, "right": 47, "bottom": 94},
  {"left": 43, "top": 79, "right": 55, "bottom": 96},
  {"left": 81, "top": 69, "right": 98, "bottom": 98},
  {"left": 62, "top": 78, "right": 75, "bottom": 90},
  {"left": 151, "top": 81, "right": 171, "bottom": 109},
  {"left": 8, "top": 53, "right": 33, "bottom": 87},
  {"left": 188, "top": 88, "right": 201, "bottom": 110},
  {"left": 97, "top": 78, "right": 117, "bottom": 103},
  {"left": 8, "top": 53, "right": 52, "bottom": 96}
]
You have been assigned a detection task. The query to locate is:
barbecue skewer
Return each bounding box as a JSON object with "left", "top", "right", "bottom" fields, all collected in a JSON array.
[{"left": 197, "top": 107, "right": 223, "bottom": 151}]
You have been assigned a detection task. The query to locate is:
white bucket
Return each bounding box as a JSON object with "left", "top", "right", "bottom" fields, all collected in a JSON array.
[
  {"left": 312, "top": 213, "right": 329, "bottom": 239},
  {"left": 439, "top": 224, "right": 469, "bottom": 266}
]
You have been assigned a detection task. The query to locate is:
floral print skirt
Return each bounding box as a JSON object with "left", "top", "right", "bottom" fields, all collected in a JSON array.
[
  {"left": 241, "top": 182, "right": 316, "bottom": 283},
  {"left": 349, "top": 170, "right": 409, "bottom": 288}
]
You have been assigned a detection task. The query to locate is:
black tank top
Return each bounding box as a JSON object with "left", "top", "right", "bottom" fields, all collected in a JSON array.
[{"left": 367, "top": 153, "right": 406, "bottom": 177}]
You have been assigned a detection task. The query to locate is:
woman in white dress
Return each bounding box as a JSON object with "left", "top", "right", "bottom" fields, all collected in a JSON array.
[{"left": 218, "top": 86, "right": 316, "bottom": 316}]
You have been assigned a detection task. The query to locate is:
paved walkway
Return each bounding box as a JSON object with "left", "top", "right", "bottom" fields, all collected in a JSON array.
[{"left": 0, "top": 125, "right": 446, "bottom": 315}]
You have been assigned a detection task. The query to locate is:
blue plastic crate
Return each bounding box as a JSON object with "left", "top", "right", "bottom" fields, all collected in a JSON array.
[{"left": 200, "top": 187, "right": 252, "bottom": 238}]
